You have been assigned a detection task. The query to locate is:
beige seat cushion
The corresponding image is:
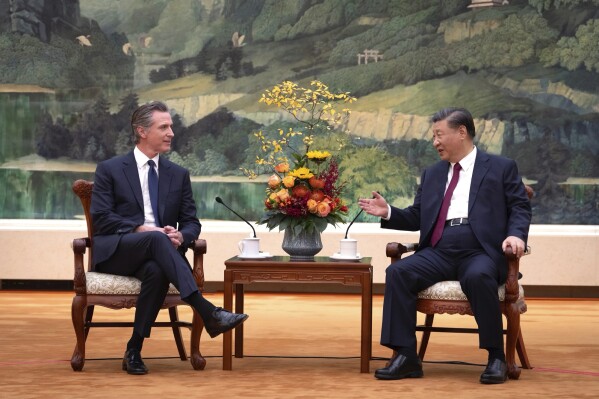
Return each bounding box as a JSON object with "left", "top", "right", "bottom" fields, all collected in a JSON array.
[
  {"left": 85, "top": 271, "right": 180, "bottom": 295},
  {"left": 418, "top": 280, "right": 524, "bottom": 301}
]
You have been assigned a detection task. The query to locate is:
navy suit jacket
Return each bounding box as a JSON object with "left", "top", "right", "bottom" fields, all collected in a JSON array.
[
  {"left": 382, "top": 150, "right": 531, "bottom": 283},
  {"left": 91, "top": 151, "right": 201, "bottom": 267}
]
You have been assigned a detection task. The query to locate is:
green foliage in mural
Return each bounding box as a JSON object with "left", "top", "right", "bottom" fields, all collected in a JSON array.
[
  {"left": 0, "top": 26, "right": 134, "bottom": 90},
  {"left": 528, "top": 0, "right": 599, "bottom": 12},
  {"left": 541, "top": 18, "right": 599, "bottom": 72}
]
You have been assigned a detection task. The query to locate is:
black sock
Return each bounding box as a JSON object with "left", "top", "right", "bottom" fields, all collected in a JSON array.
[
  {"left": 487, "top": 348, "right": 505, "bottom": 362},
  {"left": 126, "top": 331, "right": 144, "bottom": 352},
  {"left": 182, "top": 291, "right": 217, "bottom": 322}
]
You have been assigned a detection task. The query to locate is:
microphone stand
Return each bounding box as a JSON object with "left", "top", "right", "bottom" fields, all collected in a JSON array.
[
  {"left": 215, "top": 197, "right": 257, "bottom": 238},
  {"left": 345, "top": 209, "right": 363, "bottom": 239}
]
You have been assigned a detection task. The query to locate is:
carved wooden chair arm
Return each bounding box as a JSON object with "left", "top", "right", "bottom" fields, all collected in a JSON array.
[
  {"left": 191, "top": 238, "right": 207, "bottom": 291},
  {"left": 503, "top": 246, "right": 530, "bottom": 303},
  {"left": 71, "top": 237, "right": 91, "bottom": 294},
  {"left": 386, "top": 242, "right": 419, "bottom": 262}
]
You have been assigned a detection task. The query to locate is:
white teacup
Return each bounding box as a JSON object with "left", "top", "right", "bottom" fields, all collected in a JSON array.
[
  {"left": 339, "top": 238, "right": 358, "bottom": 257},
  {"left": 238, "top": 237, "right": 260, "bottom": 257}
]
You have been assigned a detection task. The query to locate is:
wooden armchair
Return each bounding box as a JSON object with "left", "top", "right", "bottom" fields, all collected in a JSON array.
[
  {"left": 70, "top": 179, "right": 207, "bottom": 371},
  {"left": 385, "top": 186, "right": 534, "bottom": 380}
]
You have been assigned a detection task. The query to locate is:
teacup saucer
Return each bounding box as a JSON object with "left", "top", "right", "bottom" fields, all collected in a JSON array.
[
  {"left": 238, "top": 252, "right": 273, "bottom": 259},
  {"left": 330, "top": 252, "right": 362, "bottom": 261}
]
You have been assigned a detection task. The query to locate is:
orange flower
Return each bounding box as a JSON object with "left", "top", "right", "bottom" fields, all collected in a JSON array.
[
  {"left": 274, "top": 162, "right": 289, "bottom": 173},
  {"left": 307, "top": 199, "right": 318, "bottom": 213},
  {"left": 292, "top": 184, "right": 310, "bottom": 198},
  {"left": 309, "top": 176, "right": 325, "bottom": 189},
  {"left": 282, "top": 175, "right": 295, "bottom": 188},
  {"left": 310, "top": 189, "right": 325, "bottom": 202},
  {"left": 276, "top": 188, "right": 290, "bottom": 202},
  {"left": 316, "top": 201, "right": 331, "bottom": 217},
  {"left": 268, "top": 174, "right": 281, "bottom": 189}
]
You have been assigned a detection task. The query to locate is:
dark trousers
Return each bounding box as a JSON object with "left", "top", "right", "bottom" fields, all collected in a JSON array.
[
  {"left": 95, "top": 231, "right": 199, "bottom": 337},
  {"left": 381, "top": 224, "right": 503, "bottom": 352}
]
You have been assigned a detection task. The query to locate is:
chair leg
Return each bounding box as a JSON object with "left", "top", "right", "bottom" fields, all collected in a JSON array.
[
  {"left": 83, "top": 305, "right": 94, "bottom": 341},
  {"left": 71, "top": 295, "right": 87, "bottom": 371},
  {"left": 189, "top": 308, "right": 206, "bottom": 370},
  {"left": 516, "top": 328, "right": 532, "bottom": 369},
  {"left": 169, "top": 307, "right": 187, "bottom": 361},
  {"left": 505, "top": 306, "right": 522, "bottom": 380},
  {"left": 418, "top": 314, "right": 434, "bottom": 361}
]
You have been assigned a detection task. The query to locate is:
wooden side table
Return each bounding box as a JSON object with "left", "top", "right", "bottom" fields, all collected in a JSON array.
[{"left": 222, "top": 255, "right": 373, "bottom": 373}]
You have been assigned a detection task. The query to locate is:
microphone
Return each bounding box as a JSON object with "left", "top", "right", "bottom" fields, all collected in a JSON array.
[
  {"left": 345, "top": 192, "right": 379, "bottom": 239},
  {"left": 345, "top": 209, "right": 363, "bottom": 239},
  {"left": 215, "top": 197, "right": 257, "bottom": 238}
]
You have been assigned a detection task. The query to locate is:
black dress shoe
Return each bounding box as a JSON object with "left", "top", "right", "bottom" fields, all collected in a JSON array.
[
  {"left": 374, "top": 354, "right": 423, "bottom": 380},
  {"left": 204, "top": 307, "right": 249, "bottom": 338},
  {"left": 122, "top": 349, "right": 148, "bottom": 375},
  {"left": 480, "top": 358, "right": 508, "bottom": 384}
]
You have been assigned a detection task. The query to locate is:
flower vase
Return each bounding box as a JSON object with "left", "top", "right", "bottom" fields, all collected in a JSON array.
[{"left": 282, "top": 227, "right": 323, "bottom": 261}]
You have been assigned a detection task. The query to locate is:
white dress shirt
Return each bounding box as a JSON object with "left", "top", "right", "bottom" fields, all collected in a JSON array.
[
  {"left": 446, "top": 146, "right": 476, "bottom": 220},
  {"left": 133, "top": 146, "right": 160, "bottom": 227},
  {"left": 384, "top": 146, "right": 477, "bottom": 221}
]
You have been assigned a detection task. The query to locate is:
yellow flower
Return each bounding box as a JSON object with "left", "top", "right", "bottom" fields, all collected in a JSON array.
[
  {"left": 306, "top": 150, "right": 331, "bottom": 161},
  {"left": 282, "top": 175, "right": 296, "bottom": 188},
  {"left": 289, "top": 167, "right": 314, "bottom": 179}
]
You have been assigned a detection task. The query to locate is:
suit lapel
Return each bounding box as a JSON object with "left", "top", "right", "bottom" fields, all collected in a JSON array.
[
  {"left": 422, "top": 162, "right": 450, "bottom": 238},
  {"left": 469, "top": 150, "right": 490, "bottom": 214},
  {"left": 122, "top": 152, "right": 144, "bottom": 210}
]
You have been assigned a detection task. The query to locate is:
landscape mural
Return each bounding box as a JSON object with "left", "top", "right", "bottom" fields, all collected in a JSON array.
[{"left": 1, "top": 0, "right": 598, "bottom": 224}]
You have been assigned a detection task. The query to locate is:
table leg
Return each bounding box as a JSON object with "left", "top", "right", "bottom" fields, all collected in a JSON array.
[
  {"left": 360, "top": 270, "right": 373, "bottom": 373},
  {"left": 235, "top": 283, "right": 244, "bottom": 358},
  {"left": 223, "top": 270, "right": 233, "bottom": 370}
]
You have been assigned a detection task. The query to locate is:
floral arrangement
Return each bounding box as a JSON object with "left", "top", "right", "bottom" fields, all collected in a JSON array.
[{"left": 243, "top": 80, "right": 357, "bottom": 236}]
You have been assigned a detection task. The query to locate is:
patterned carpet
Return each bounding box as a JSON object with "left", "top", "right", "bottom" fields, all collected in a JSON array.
[{"left": 0, "top": 291, "right": 598, "bottom": 398}]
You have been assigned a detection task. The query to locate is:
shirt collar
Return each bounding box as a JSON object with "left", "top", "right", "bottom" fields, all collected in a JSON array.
[
  {"left": 133, "top": 146, "right": 159, "bottom": 169},
  {"left": 452, "top": 146, "right": 477, "bottom": 172}
]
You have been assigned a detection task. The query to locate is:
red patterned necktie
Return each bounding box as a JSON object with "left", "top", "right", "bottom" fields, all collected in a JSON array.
[{"left": 430, "top": 162, "right": 461, "bottom": 247}]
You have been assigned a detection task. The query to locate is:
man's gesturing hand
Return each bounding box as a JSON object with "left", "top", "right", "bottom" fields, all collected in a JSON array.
[{"left": 358, "top": 191, "right": 389, "bottom": 218}]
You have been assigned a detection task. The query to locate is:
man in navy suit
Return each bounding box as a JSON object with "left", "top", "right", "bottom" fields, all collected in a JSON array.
[
  {"left": 359, "top": 107, "right": 531, "bottom": 384},
  {"left": 91, "top": 101, "right": 248, "bottom": 374}
]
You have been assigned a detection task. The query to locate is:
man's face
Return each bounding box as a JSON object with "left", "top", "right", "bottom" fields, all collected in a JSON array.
[
  {"left": 431, "top": 119, "right": 466, "bottom": 163},
  {"left": 138, "top": 111, "right": 174, "bottom": 156}
]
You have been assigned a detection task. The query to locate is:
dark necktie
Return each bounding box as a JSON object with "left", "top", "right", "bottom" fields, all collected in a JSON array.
[
  {"left": 430, "top": 162, "right": 461, "bottom": 247},
  {"left": 147, "top": 159, "right": 161, "bottom": 226}
]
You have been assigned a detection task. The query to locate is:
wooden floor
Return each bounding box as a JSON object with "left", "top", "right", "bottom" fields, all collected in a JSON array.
[{"left": 0, "top": 291, "right": 598, "bottom": 398}]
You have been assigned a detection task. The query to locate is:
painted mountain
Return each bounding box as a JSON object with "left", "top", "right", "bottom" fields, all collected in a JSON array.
[{"left": 1, "top": 0, "right": 598, "bottom": 223}]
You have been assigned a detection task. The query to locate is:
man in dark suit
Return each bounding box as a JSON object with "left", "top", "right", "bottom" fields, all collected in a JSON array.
[
  {"left": 359, "top": 107, "right": 531, "bottom": 384},
  {"left": 91, "top": 101, "right": 248, "bottom": 375}
]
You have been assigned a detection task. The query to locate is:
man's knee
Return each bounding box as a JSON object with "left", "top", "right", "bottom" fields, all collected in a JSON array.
[
  {"left": 137, "top": 260, "right": 168, "bottom": 285},
  {"left": 144, "top": 231, "right": 175, "bottom": 253}
]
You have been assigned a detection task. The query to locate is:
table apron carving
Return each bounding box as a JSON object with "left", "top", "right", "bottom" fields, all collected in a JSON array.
[{"left": 233, "top": 271, "right": 364, "bottom": 286}]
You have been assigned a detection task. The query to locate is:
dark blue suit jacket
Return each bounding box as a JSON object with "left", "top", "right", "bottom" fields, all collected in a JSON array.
[
  {"left": 91, "top": 151, "right": 201, "bottom": 267},
  {"left": 382, "top": 150, "right": 531, "bottom": 283}
]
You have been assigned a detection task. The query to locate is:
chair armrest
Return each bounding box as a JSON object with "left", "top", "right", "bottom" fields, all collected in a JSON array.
[
  {"left": 72, "top": 237, "right": 91, "bottom": 295},
  {"left": 191, "top": 239, "right": 207, "bottom": 291},
  {"left": 503, "top": 246, "right": 530, "bottom": 303},
  {"left": 386, "top": 242, "right": 419, "bottom": 262}
]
